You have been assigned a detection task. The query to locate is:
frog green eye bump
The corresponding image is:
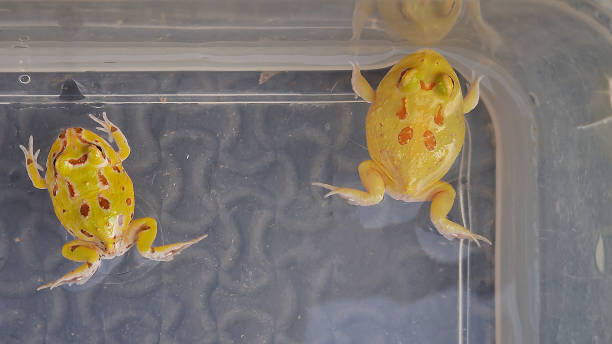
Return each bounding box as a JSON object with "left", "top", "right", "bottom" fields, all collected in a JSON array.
[
  {"left": 435, "top": 74, "right": 454, "bottom": 96},
  {"left": 397, "top": 68, "right": 417, "bottom": 88}
]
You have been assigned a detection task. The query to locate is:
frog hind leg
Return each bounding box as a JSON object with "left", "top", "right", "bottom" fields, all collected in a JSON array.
[
  {"left": 37, "top": 240, "right": 102, "bottom": 291},
  {"left": 427, "top": 181, "right": 491, "bottom": 246},
  {"left": 313, "top": 160, "right": 385, "bottom": 206},
  {"left": 19, "top": 135, "right": 47, "bottom": 189},
  {"left": 124, "top": 217, "right": 207, "bottom": 261},
  {"left": 351, "top": 62, "right": 376, "bottom": 103},
  {"left": 462, "top": 76, "right": 483, "bottom": 114},
  {"left": 88, "top": 112, "right": 131, "bottom": 161}
]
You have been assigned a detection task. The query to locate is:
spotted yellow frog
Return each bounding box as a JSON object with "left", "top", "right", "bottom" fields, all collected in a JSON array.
[
  {"left": 314, "top": 49, "right": 491, "bottom": 245},
  {"left": 20, "top": 112, "right": 207, "bottom": 290}
]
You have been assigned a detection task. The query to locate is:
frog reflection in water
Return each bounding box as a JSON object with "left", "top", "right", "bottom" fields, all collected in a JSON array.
[
  {"left": 314, "top": 50, "right": 491, "bottom": 245},
  {"left": 352, "top": 0, "right": 501, "bottom": 51},
  {"left": 20, "top": 113, "right": 207, "bottom": 290}
]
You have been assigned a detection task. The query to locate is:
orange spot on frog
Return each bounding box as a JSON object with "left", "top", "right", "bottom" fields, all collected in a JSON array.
[
  {"left": 397, "top": 127, "right": 413, "bottom": 145},
  {"left": 396, "top": 98, "right": 407, "bottom": 119},
  {"left": 423, "top": 130, "right": 437, "bottom": 150},
  {"left": 420, "top": 80, "right": 435, "bottom": 90}
]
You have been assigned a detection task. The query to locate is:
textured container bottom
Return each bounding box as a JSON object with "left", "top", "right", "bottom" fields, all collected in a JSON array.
[{"left": 0, "top": 69, "right": 494, "bottom": 344}]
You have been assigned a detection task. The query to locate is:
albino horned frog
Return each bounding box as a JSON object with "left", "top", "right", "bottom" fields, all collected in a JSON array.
[
  {"left": 20, "top": 112, "right": 207, "bottom": 290},
  {"left": 314, "top": 49, "right": 491, "bottom": 246}
]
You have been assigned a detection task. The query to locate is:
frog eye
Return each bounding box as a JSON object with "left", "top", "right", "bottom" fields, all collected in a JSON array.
[
  {"left": 435, "top": 74, "right": 454, "bottom": 96},
  {"left": 397, "top": 68, "right": 418, "bottom": 88},
  {"left": 441, "top": 0, "right": 456, "bottom": 17}
]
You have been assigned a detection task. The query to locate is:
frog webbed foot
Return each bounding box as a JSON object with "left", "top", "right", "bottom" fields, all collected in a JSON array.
[
  {"left": 433, "top": 218, "right": 492, "bottom": 247},
  {"left": 88, "top": 112, "right": 131, "bottom": 161},
  {"left": 428, "top": 181, "right": 492, "bottom": 247},
  {"left": 37, "top": 240, "right": 102, "bottom": 291},
  {"left": 19, "top": 135, "right": 43, "bottom": 171},
  {"left": 37, "top": 260, "right": 102, "bottom": 291},
  {"left": 313, "top": 160, "right": 385, "bottom": 206},
  {"left": 124, "top": 217, "right": 207, "bottom": 261},
  {"left": 88, "top": 112, "right": 116, "bottom": 143}
]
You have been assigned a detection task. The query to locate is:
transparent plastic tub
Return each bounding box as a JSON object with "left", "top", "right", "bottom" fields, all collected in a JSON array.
[{"left": 0, "top": 0, "right": 610, "bottom": 343}]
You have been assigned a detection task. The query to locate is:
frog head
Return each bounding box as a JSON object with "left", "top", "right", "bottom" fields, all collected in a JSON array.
[
  {"left": 391, "top": 50, "right": 459, "bottom": 102},
  {"left": 54, "top": 128, "right": 109, "bottom": 176}
]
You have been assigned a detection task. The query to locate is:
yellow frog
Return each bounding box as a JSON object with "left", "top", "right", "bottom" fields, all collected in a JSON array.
[
  {"left": 19, "top": 112, "right": 207, "bottom": 290},
  {"left": 314, "top": 50, "right": 491, "bottom": 245}
]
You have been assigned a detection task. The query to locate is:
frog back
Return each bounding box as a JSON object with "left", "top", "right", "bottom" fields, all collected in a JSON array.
[
  {"left": 366, "top": 102, "right": 465, "bottom": 196},
  {"left": 44, "top": 128, "right": 135, "bottom": 248}
]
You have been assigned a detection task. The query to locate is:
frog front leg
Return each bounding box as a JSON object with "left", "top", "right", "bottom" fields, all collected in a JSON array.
[
  {"left": 124, "top": 217, "right": 207, "bottom": 261},
  {"left": 426, "top": 181, "right": 491, "bottom": 246},
  {"left": 88, "top": 112, "right": 131, "bottom": 161},
  {"left": 19, "top": 136, "right": 46, "bottom": 189},
  {"left": 351, "top": 0, "right": 375, "bottom": 40},
  {"left": 462, "top": 76, "right": 483, "bottom": 114},
  {"left": 313, "top": 160, "right": 386, "bottom": 206},
  {"left": 351, "top": 62, "right": 376, "bottom": 103},
  {"left": 37, "top": 240, "right": 102, "bottom": 290}
]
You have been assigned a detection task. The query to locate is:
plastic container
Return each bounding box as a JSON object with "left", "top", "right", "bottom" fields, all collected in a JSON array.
[{"left": 0, "top": 0, "right": 610, "bottom": 343}]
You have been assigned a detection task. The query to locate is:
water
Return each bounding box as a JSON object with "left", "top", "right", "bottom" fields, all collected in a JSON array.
[
  {"left": 1, "top": 0, "right": 611, "bottom": 343},
  {"left": 0, "top": 69, "right": 494, "bottom": 343}
]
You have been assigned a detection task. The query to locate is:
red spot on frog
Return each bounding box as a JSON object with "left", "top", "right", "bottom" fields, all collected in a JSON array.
[
  {"left": 67, "top": 181, "right": 76, "bottom": 198},
  {"left": 80, "top": 203, "right": 90, "bottom": 217},
  {"left": 68, "top": 153, "right": 88, "bottom": 165},
  {"left": 397, "top": 127, "right": 413, "bottom": 145},
  {"left": 97, "top": 170, "right": 109, "bottom": 187},
  {"left": 98, "top": 196, "right": 110, "bottom": 210},
  {"left": 81, "top": 229, "right": 94, "bottom": 238}
]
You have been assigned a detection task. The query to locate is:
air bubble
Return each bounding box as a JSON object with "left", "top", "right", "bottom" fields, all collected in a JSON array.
[{"left": 18, "top": 74, "right": 31, "bottom": 85}]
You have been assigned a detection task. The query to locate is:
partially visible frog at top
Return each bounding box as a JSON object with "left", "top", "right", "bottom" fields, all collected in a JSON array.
[
  {"left": 20, "top": 112, "right": 207, "bottom": 290},
  {"left": 314, "top": 49, "right": 491, "bottom": 245},
  {"left": 352, "top": 0, "right": 501, "bottom": 51}
]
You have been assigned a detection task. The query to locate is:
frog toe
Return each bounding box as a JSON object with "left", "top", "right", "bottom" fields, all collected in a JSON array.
[
  {"left": 470, "top": 232, "right": 492, "bottom": 246},
  {"left": 312, "top": 182, "right": 338, "bottom": 196},
  {"left": 434, "top": 219, "right": 491, "bottom": 247},
  {"left": 20, "top": 136, "right": 46, "bottom": 189},
  {"left": 140, "top": 234, "right": 208, "bottom": 261},
  {"left": 88, "top": 112, "right": 115, "bottom": 142}
]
